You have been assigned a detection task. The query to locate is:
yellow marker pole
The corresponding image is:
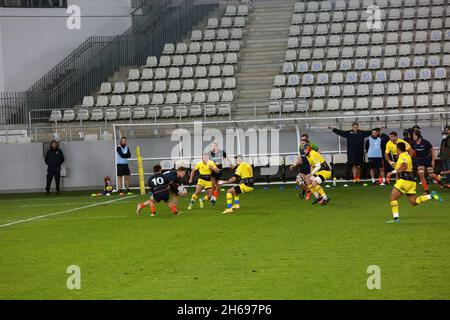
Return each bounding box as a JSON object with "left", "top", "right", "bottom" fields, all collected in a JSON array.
[{"left": 136, "top": 146, "right": 146, "bottom": 195}]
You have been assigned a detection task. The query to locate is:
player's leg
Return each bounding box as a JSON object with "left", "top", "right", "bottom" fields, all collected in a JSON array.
[
  {"left": 296, "top": 173, "right": 309, "bottom": 199},
  {"left": 417, "top": 165, "right": 429, "bottom": 193},
  {"left": 223, "top": 186, "right": 238, "bottom": 214},
  {"left": 117, "top": 175, "right": 123, "bottom": 193},
  {"left": 211, "top": 176, "right": 219, "bottom": 202},
  {"left": 188, "top": 184, "right": 203, "bottom": 209},
  {"left": 136, "top": 196, "right": 157, "bottom": 216},
  {"left": 165, "top": 194, "right": 180, "bottom": 215},
  {"left": 205, "top": 186, "right": 215, "bottom": 206},
  {"left": 45, "top": 169, "right": 54, "bottom": 194},
  {"left": 426, "top": 166, "right": 445, "bottom": 188},
  {"left": 370, "top": 167, "right": 376, "bottom": 184},
  {"left": 379, "top": 160, "right": 386, "bottom": 185},
  {"left": 387, "top": 187, "right": 402, "bottom": 223},
  {"left": 310, "top": 173, "right": 329, "bottom": 205},
  {"left": 352, "top": 164, "right": 358, "bottom": 183}
]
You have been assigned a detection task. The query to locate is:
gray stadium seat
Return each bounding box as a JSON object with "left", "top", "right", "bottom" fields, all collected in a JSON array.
[
  {"left": 82, "top": 96, "right": 94, "bottom": 108},
  {"left": 145, "top": 56, "right": 158, "bottom": 68},
  {"left": 147, "top": 107, "right": 159, "bottom": 118},
  {"left": 77, "top": 108, "right": 90, "bottom": 121}
]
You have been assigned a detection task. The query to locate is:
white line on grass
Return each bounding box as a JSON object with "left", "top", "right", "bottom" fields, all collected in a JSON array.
[{"left": 0, "top": 196, "right": 136, "bottom": 229}]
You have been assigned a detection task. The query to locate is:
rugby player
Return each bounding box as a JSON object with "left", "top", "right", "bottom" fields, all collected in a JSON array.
[
  {"left": 188, "top": 154, "right": 219, "bottom": 209},
  {"left": 209, "top": 141, "right": 232, "bottom": 204},
  {"left": 304, "top": 144, "right": 332, "bottom": 205}
]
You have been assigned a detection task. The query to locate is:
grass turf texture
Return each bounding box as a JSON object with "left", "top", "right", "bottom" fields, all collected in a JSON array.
[{"left": 0, "top": 185, "right": 448, "bottom": 300}]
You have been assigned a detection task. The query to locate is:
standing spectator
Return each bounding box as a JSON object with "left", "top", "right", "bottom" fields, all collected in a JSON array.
[
  {"left": 45, "top": 140, "right": 65, "bottom": 194},
  {"left": 329, "top": 123, "right": 371, "bottom": 182},
  {"left": 365, "top": 128, "right": 386, "bottom": 185},
  {"left": 439, "top": 126, "right": 450, "bottom": 185},
  {"left": 116, "top": 137, "right": 133, "bottom": 196}
]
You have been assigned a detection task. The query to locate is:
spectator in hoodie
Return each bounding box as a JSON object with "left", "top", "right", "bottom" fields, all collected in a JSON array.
[{"left": 45, "top": 140, "right": 65, "bottom": 194}]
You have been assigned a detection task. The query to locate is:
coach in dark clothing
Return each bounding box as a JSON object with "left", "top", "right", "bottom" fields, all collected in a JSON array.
[
  {"left": 45, "top": 140, "right": 65, "bottom": 194},
  {"left": 329, "top": 123, "right": 371, "bottom": 182}
]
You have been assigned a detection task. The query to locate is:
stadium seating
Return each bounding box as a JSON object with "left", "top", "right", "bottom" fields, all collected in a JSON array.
[
  {"left": 62, "top": 5, "right": 249, "bottom": 123},
  {"left": 270, "top": 0, "right": 450, "bottom": 120}
]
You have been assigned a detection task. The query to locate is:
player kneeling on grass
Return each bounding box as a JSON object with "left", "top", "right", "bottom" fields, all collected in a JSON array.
[
  {"left": 304, "top": 144, "right": 332, "bottom": 205},
  {"left": 386, "top": 142, "right": 443, "bottom": 224},
  {"left": 136, "top": 165, "right": 187, "bottom": 217},
  {"left": 188, "top": 154, "right": 219, "bottom": 210},
  {"left": 219, "top": 155, "right": 254, "bottom": 214}
]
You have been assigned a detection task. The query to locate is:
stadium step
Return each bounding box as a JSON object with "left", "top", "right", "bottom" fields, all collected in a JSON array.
[{"left": 233, "top": 0, "right": 293, "bottom": 104}]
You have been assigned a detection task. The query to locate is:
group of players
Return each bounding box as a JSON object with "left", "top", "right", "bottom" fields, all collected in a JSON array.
[
  {"left": 136, "top": 128, "right": 445, "bottom": 223},
  {"left": 136, "top": 142, "right": 255, "bottom": 216}
]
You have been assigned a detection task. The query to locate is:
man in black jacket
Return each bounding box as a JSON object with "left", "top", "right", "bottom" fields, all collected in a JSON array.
[
  {"left": 329, "top": 123, "right": 371, "bottom": 182},
  {"left": 45, "top": 140, "right": 65, "bottom": 194}
]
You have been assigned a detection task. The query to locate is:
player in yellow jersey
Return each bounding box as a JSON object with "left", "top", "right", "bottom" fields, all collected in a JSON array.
[
  {"left": 385, "top": 131, "right": 412, "bottom": 182},
  {"left": 219, "top": 155, "right": 254, "bottom": 214},
  {"left": 386, "top": 142, "right": 443, "bottom": 224},
  {"left": 188, "top": 153, "right": 219, "bottom": 210},
  {"left": 304, "top": 144, "right": 332, "bottom": 205}
]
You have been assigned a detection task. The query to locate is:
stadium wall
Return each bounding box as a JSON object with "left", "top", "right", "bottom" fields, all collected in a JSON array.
[
  {"left": 0, "top": 127, "right": 443, "bottom": 192},
  {"left": 0, "top": 0, "right": 132, "bottom": 91}
]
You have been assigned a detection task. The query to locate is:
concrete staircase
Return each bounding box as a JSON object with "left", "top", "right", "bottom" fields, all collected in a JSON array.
[{"left": 234, "top": 0, "right": 296, "bottom": 117}]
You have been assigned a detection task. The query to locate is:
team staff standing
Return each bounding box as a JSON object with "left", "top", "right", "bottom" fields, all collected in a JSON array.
[
  {"left": 329, "top": 123, "right": 371, "bottom": 183},
  {"left": 45, "top": 140, "right": 65, "bottom": 194},
  {"left": 116, "top": 137, "right": 133, "bottom": 196}
]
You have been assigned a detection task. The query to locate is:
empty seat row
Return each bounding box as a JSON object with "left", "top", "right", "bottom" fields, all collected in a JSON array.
[
  {"left": 274, "top": 68, "right": 447, "bottom": 87},
  {"left": 158, "top": 40, "right": 240, "bottom": 56},
  {"left": 191, "top": 28, "right": 243, "bottom": 41},
  {"left": 287, "top": 30, "right": 447, "bottom": 47},
  {"left": 128, "top": 65, "right": 235, "bottom": 80},
  {"left": 275, "top": 82, "right": 450, "bottom": 99},
  {"left": 53, "top": 103, "right": 232, "bottom": 122},
  {"left": 225, "top": 5, "right": 248, "bottom": 17},
  {"left": 289, "top": 22, "right": 449, "bottom": 39},
  {"left": 83, "top": 91, "right": 235, "bottom": 108},
  {"left": 144, "top": 52, "right": 239, "bottom": 69},
  {"left": 286, "top": 44, "right": 450, "bottom": 63},
  {"left": 207, "top": 16, "right": 246, "bottom": 29},
  {"left": 283, "top": 55, "right": 450, "bottom": 73},
  {"left": 272, "top": 81, "right": 450, "bottom": 99},
  {"left": 294, "top": 0, "right": 446, "bottom": 12},
  {"left": 101, "top": 78, "right": 236, "bottom": 95},
  {"left": 283, "top": 58, "right": 448, "bottom": 74}
]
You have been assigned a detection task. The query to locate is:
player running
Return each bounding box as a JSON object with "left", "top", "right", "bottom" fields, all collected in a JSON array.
[
  {"left": 385, "top": 131, "right": 412, "bottom": 182},
  {"left": 304, "top": 144, "right": 332, "bottom": 205},
  {"left": 411, "top": 130, "right": 446, "bottom": 194},
  {"left": 219, "top": 155, "right": 254, "bottom": 214},
  {"left": 188, "top": 154, "right": 219, "bottom": 210},
  {"left": 386, "top": 142, "right": 443, "bottom": 224},
  {"left": 210, "top": 141, "right": 231, "bottom": 204},
  {"left": 136, "top": 165, "right": 187, "bottom": 217}
]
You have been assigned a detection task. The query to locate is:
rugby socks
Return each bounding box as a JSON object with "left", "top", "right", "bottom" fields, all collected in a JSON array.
[
  {"left": 390, "top": 200, "right": 399, "bottom": 218},
  {"left": 190, "top": 194, "right": 198, "bottom": 206},
  {"left": 308, "top": 185, "right": 320, "bottom": 199},
  {"left": 226, "top": 193, "right": 233, "bottom": 209},
  {"left": 213, "top": 190, "right": 219, "bottom": 198},
  {"left": 150, "top": 202, "right": 156, "bottom": 215},
  {"left": 170, "top": 205, "right": 178, "bottom": 215},
  {"left": 315, "top": 185, "right": 328, "bottom": 200},
  {"left": 234, "top": 195, "right": 240, "bottom": 205},
  {"left": 422, "top": 179, "right": 429, "bottom": 193},
  {"left": 416, "top": 194, "right": 432, "bottom": 205}
]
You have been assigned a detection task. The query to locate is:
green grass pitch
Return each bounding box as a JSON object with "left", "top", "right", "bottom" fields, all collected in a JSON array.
[{"left": 0, "top": 185, "right": 449, "bottom": 300}]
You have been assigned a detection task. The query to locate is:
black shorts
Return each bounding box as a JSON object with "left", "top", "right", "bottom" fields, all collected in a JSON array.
[
  {"left": 347, "top": 153, "right": 364, "bottom": 166},
  {"left": 414, "top": 157, "right": 432, "bottom": 168},
  {"left": 299, "top": 163, "right": 311, "bottom": 175},
  {"left": 152, "top": 190, "right": 170, "bottom": 203},
  {"left": 211, "top": 170, "right": 222, "bottom": 180},
  {"left": 368, "top": 157, "right": 383, "bottom": 169},
  {"left": 117, "top": 164, "right": 130, "bottom": 176}
]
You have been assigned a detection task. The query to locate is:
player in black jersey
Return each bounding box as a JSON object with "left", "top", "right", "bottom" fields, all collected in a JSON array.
[
  {"left": 411, "top": 130, "right": 445, "bottom": 193},
  {"left": 209, "top": 141, "right": 232, "bottom": 204},
  {"left": 136, "top": 165, "right": 187, "bottom": 217}
]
